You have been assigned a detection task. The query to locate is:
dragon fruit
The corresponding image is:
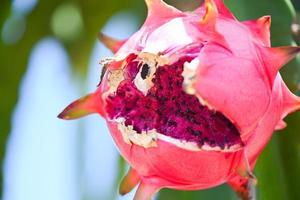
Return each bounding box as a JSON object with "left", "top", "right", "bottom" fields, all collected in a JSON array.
[{"left": 58, "top": 0, "right": 300, "bottom": 199}]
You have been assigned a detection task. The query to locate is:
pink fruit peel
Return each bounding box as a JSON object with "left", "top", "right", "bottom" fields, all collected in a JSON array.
[{"left": 58, "top": 0, "right": 300, "bottom": 199}]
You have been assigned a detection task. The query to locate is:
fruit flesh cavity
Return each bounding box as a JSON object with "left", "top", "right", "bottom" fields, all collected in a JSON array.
[{"left": 105, "top": 54, "right": 243, "bottom": 150}]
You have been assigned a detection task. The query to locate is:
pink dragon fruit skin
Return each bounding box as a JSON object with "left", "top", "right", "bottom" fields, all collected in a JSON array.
[{"left": 58, "top": 0, "right": 300, "bottom": 199}]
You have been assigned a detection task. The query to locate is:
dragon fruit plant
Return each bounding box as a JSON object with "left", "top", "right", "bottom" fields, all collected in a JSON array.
[{"left": 58, "top": 0, "right": 300, "bottom": 199}]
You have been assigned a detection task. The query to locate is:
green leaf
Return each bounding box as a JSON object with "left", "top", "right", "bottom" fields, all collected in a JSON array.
[{"left": 158, "top": 184, "right": 236, "bottom": 200}]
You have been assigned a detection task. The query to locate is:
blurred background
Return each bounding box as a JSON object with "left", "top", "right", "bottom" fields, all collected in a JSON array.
[{"left": 1, "top": 0, "right": 300, "bottom": 199}]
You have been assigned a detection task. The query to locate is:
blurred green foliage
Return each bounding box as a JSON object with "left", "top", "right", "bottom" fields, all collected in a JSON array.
[
  {"left": 0, "top": 0, "right": 144, "bottom": 196},
  {"left": 1, "top": 0, "right": 300, "bottom": 199}
]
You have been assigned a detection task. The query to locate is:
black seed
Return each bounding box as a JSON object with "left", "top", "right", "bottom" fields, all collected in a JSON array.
[
  {"left": 141, "top": 64, "right": 150, "bottom": 79},
  {"left": 198, "top": 137, "right": 203, "bottom": 144},
  {"left": 185, "top": 108, "right": 196, "bottom": 115},
  {"left": 193, "top": 130, "right": 202, "bottom": 136},
  {"left": 186, "top": 127, "right": 202, "bottom": 136},
  {"left": 161, "top": 97, "right": 167, "bottom": 102},
  {"left": 219, "top": 143, "right": 225, "bottom": 150},
  {"left": 168, "top": 120, "right": 177, "bottom": 127}
]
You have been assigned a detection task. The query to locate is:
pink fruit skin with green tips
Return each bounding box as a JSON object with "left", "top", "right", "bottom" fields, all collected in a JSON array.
[{"left": 58, "top": 0, "right": 300, "bottom": 199}]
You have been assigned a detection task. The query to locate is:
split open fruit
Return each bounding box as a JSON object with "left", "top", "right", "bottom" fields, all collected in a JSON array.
[{"left": 58, "top": 0, "right": 300, "bottom": 199}]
